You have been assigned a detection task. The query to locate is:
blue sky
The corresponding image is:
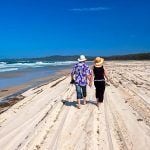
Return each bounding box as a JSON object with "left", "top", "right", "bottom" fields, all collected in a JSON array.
[{"left": 0, "top": 0, "right": 150, "bottom": 58}]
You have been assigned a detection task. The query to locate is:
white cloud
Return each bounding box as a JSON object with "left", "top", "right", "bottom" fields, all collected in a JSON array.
[{"left": 70, "top": 7, "right": 110, "bottom": 12}]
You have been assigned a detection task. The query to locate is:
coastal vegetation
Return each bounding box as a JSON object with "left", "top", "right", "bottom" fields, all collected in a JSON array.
[{"left": 0, "top": 52, "right": 150, "bottom": 63}]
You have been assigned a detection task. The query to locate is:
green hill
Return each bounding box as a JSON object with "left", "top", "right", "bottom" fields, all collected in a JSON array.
[
  {"left": 0, "top": 52, "right": 150, "bottom": 62},
  {"left": 106, "top": 52, "right": 150, "bottom": 60}
]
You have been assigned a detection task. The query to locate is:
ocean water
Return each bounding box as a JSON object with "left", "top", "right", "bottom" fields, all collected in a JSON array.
[
  {"left": 0, "top": 61, "right": 77, "bottom": 89},
  {"left": 0, "top": 61, "right": 77, "bottom": 73}
]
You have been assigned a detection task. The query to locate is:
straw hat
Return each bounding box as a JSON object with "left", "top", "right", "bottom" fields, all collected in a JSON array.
[
  {"left": 78, "top": 55, "right": 87, "bottom": 62},
  {"left": 94, "top": 57, "right": 104, "bottom": 67}
]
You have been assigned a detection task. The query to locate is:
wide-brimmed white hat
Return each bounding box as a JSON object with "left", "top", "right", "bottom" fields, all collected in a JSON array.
[
  {"left": 94, "top": 57, "right": 104, "bottom": 67},
  {"left": 78, "top": 55, "right": 87, "bottom": 62}
]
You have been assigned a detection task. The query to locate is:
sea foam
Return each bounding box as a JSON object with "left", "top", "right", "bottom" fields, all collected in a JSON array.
[{"left": 0, "top": 61, "right": 77, "bottom": 72}]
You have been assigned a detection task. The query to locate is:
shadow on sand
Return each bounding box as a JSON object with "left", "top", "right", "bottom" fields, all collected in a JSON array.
[{"left": 61, "top": 99, "right": 97, "bottom": 108}]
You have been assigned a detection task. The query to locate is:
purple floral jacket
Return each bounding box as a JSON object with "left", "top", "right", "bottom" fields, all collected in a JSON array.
[{"left": 71, "top": 62, "right": 92, "bottom": 86}]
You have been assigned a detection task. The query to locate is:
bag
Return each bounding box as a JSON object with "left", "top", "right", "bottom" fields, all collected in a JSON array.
[{"left": 70, "top": 79, "right": 75, "bottom": 84}]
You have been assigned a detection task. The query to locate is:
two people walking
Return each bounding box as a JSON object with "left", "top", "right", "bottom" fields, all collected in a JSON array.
[{"left": 71, "top": 55, "right": 109, "bottom": 109}]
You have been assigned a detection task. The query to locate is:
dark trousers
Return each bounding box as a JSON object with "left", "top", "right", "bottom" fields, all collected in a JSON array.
[
  {"left": 75, "top": 85, "right": 87, "bottom": 99},
  {"left": 94, "top": 81, "right": 105, "bottom": 102}
]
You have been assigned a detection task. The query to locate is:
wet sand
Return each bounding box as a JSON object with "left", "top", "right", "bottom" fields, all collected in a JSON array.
[
  {"left": 0, "top": 68, "right": 71, "bottom": 97},
  {"left": 0, "top": 68, "right": 71, "bottom": 114},
  {"left": 0, "top": 61, "right": 150, "bottom": 150}
]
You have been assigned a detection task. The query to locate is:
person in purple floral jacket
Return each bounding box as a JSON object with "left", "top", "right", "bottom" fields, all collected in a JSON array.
[{"left": 71, "top": 55, "right": 92, "bottom": 109}]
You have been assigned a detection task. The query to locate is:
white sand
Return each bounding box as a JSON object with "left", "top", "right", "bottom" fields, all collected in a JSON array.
[{"left": 0, "top": 61, "right": 150, "bottom": 150}]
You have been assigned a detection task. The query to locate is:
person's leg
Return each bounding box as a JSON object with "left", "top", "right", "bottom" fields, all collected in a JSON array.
[
  {"left": 99, "top": 82, "right": 105, "bottom": 103},
  {"left": 81, "top": 86, "right": 87, "bottom": 104},
  {"left": 94, "top": 81, "right": 100, "bottom": 107},
  {"left": 75, "top": 85, "right": 82, "bottom": 108}
]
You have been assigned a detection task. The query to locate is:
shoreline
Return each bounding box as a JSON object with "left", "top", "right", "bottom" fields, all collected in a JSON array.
[
  {"left": 0, "top": 68, "right": 71, "bottom": 97},
  {"left": 0, "top": 68, "right": 71, "bottom": 114}
]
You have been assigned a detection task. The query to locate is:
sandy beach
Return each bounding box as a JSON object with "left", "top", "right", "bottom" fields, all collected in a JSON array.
[{"left": 0, "top": 61, "right": 150, "bottom": 150}]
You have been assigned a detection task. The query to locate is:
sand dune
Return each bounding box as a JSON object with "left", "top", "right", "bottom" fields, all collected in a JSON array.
[{"left": 0, "top": 61, "right": 150, "bottom": 150}]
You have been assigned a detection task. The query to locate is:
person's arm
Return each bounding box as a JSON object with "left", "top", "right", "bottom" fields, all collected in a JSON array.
[
  {"left": 89, "top": 65, "right": 94, "bottom": 82},
  {"left": 87, "top": 74, "right": 92, "bottom": 82},
  {"left": 86, "top": 66, "right": 93, "bottom": 87},
  {"left": 104, "top": 68, "right": 109, "bottom": 82},
  {"left": 71, "top": 72, "right": 74, "bottom": 80}
]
